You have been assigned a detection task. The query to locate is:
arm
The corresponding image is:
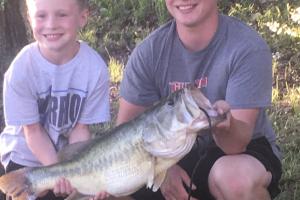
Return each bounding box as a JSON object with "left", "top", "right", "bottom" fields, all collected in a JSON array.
[
  {"left": 53, "top": 123, "right": 92, "bottom": 197},
  {"left": 213, "top": 101, "right": 258, "bottom": 154},
  {"left": 68, "top": 123, "right": 91, "bottom": 144},
  {"left": 116, "top": 98, "right": 149, "bottom": 125},
  {"left": 23, "top": 123, "right": 58, "bottom": 166}
]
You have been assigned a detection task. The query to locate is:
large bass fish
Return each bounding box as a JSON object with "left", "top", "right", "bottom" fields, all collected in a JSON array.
[{"left": 0, "top": 87, "right": 225, "bottom": 200}]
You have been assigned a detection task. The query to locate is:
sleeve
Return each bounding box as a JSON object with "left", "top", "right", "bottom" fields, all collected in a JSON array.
[
  {"left": 120, "top": 42, "right": 160, "bottom": 106},
  {"left": 78, "top": 61, "right": 111, "bottom": 124},
  {"left": 226, "top": 49, "right": 273, "bottom": 109},
  {"left": 3, "top": 61, "right": 40, "bottom": 126}
]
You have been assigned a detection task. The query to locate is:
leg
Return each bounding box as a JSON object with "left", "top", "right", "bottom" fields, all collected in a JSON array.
[
  {"left": 208, "top": 137, "right": 282, "bottom": 200},
  {"left": 208, "top": 154, "right": 272, "bottom": 200}
]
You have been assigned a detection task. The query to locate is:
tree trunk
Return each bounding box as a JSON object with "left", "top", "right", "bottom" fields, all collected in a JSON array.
[
  {"left": 0, "top": 0, "right": 29, "bottom": 74},
  {"left": 0, "top": 0, "right": 29, "bottom": 127}
]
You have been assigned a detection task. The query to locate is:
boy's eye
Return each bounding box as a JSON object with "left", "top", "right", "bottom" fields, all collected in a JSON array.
[
  {"left": 36, "top": 14, "right": 46, "bottom": 19},
  {"left": 58, "top": 13, "right": 68, "bottom": 17}
]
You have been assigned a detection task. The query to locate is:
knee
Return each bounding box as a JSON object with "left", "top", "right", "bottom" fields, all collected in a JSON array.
[
  {"left": 208, "top": 157, "right": 268, "bottom": 199},
  {"left": 210, "top": 169, "right": 254, "bottom": 198}
]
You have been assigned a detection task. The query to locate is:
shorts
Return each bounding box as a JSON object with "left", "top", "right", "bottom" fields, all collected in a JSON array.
[
  {"left": 131, "top": 136, "right": 282, "bottom": 200},
  {"left": 4, "top": 161, "right": 64, "bottom": 200}
]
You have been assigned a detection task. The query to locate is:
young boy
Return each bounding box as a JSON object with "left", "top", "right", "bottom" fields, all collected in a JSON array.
[{"left": 0, "top": 0, "right": 110, "bottom": 199}]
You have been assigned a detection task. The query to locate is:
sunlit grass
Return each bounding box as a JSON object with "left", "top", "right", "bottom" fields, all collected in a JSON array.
[
  {"left": 108, "top": 57, "right": 124, "bottom": 84},
  {"left": 271, "top": 85, "right": 300, "bottom": 199}
]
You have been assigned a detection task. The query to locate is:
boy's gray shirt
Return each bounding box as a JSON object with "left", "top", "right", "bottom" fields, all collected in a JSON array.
[
  {"left": 0, "top": 41, "right": 110, "bottom": 168},
  {"left": 120, "top": 15, "right": 281, "bottom": 159}
]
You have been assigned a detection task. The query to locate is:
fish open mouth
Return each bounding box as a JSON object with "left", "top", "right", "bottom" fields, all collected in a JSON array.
[{"left": 181, "top": 87, "right": 226, "bottom": 132}]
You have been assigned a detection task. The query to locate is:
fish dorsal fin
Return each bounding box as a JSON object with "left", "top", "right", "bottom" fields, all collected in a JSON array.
[
  {"left": 151, "top": 170, "right": 167, "bottom": 192},
  {"left": 58, "top": 140, "right": 94, "bottom": 162}
]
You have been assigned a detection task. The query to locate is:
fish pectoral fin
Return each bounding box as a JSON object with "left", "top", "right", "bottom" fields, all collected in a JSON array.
[
  {"left": 64, "top": 190, "right": 92, "bottom": 200},
  {"left": 151, "top": 170, "right": 167, "bottom": 192}
]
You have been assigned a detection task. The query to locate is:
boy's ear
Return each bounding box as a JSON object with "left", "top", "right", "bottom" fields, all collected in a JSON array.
[{"left": 79, "top": 8, "right": 89, "bottom": 28}]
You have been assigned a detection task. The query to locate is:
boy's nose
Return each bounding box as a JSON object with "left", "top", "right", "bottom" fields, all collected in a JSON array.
[{"left": 45, "top": 16, "right": 58, "bottom": 29}]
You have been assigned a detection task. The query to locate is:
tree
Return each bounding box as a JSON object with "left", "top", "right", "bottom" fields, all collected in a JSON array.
[
  {"left": 0, "top": 0, "right": 29, "bottom": 125},
  {"left": 0, "top": 2, "right": 29, "bottom": 198},
  {"left": 0, "top": 0, "right": 29, "bottom": 78}
]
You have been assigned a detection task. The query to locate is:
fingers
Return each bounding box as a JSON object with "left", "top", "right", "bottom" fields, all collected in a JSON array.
[
  {"left": 212, "top": 101, "right": 231, "bottom": 132},
  {"left": 53, "top": 177, "right": 74, "bottom": 197},
  {"left": 213, "top": 100, "right": 230, "bottom": 115},
  {"left": 161, "top": 165, "right": 198, "bottom": 200}
]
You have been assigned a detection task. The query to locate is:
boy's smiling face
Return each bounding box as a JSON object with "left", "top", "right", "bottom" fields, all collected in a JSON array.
[{"left": 26, "top": 0, "right": 88, "bottom": 62}]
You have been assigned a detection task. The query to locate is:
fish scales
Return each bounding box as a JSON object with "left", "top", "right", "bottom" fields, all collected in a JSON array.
[{"left": 30, "top": 125, "right": 153, "bottom": 195}]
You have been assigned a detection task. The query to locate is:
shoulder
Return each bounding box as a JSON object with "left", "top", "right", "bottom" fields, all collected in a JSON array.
[
  {"left": 221, "top": 15, "right": 270, "bottom": 51},
  {"left": 78, "top": 41, "right": 108, "bottom": 73},
  {"left": 79, "top": 41, "right": 106, "bottom": 64},
  {"left": 9, "top": 42, "right": 37, "bottom": 68},
  {"left": 76, "top": 42, "right": 109, "bottom": 86},
  {"left": 134, "top": 20, "right": 176, "bottom": 52},
  {"left": 5, "top": 42, "right": 38, "bottom": 80}
]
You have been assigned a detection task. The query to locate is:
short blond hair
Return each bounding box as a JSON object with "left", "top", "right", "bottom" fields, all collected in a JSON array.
[{"left": 26, "top": 0, "right": 89, "bottom": 10}]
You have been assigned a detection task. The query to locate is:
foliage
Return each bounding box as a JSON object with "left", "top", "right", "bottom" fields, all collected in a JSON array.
[
  {"left": 0, "top": 0, "right": 6, "bottom": 10},
  {"left": 80, "top": 0, "right": 169, "bottom": 61},
  {"left": 108, "top": 57, "right": 124, "bottom": 84},
  {"left": 269, "top": 100, "right": 300, "bottom": 200}
]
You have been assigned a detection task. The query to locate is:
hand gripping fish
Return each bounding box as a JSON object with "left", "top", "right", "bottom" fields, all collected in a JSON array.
[{"left": 0, "top": 87, "right": 226, "bottom": 200}]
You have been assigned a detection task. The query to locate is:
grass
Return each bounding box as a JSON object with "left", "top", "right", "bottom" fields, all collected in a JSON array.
[{"left": 271, "top": 80, "right": 300, "bottom": 199}]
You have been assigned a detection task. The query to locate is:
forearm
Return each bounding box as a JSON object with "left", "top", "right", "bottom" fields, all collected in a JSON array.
[
  {"left": 213, "top": 116, "right": 252, "bottom": 154},
  {"left": 116, "top": 98, "right": 148, "bottom": 125},
  {"left": 213, "top": 109, "right": 258, "bottom": 155},
  {"left": 68, "top": 123, "right": 91, "bottom": 144},
  {"left": 23, "top": 123, "right": 58, "bottom": 166}
]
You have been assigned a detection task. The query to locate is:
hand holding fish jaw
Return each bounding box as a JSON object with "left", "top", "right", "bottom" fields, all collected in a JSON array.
[
  {"left": 212, "top": 100, "right": 231, "bottom": 132},
  {"left": 211, "top": 99, "right": 257, "bottom": 155},
  {"left": 160, "top": 165, "right": 198, "bottom": 200}
]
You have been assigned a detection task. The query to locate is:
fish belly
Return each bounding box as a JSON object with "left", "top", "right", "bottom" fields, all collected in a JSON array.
[{"left": 66, "top": 148, "right": 154, "bottom": 197}]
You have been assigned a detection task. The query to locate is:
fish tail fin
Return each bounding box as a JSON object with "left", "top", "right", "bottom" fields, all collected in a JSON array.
[{"left": 0, "top": 168, "right": 35, "bottom": 200}]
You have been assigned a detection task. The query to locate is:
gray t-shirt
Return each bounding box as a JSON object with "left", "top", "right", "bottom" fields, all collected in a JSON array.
[
  {"left": 120, "top": 15, "right": 281, "bottom": 159},
  {"left": 0, "top": 41, "right": 110, "bottom": 168}
]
